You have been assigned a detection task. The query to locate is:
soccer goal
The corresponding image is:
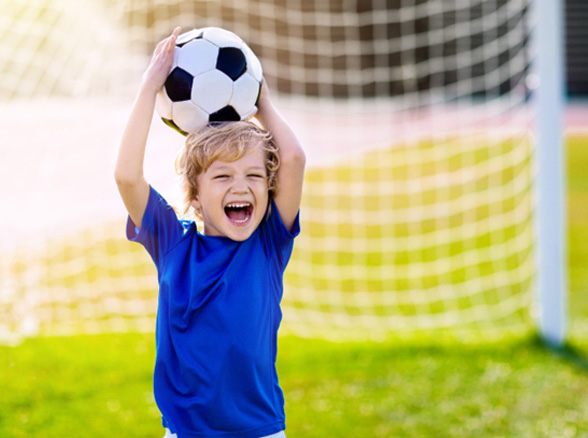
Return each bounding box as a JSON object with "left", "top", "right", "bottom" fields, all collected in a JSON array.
[{"left": 0, "top": 0, "right": 565, "bottom": 344}]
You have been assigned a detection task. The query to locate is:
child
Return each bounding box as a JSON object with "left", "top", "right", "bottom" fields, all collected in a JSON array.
[{"left": 114, "top": 27, "right": 305, "bottom": 438}]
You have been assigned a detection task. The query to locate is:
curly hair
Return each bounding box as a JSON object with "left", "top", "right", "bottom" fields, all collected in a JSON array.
[{"left": 175, "top": 121, "right": 280, "bottom": 215}]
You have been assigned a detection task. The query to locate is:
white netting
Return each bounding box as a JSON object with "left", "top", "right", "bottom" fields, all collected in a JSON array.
[{"left": 0, "top": 0, "right": 538, "bottom": 342}]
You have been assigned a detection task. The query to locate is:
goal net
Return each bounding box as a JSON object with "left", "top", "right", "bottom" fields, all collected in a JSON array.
[{"left": 0, "top": 0, "right": 543, "bottom": 342}]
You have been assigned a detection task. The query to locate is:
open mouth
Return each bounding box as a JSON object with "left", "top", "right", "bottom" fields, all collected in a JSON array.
[{"left": 224, "top": 202, "right": 253, "bottom": 225}]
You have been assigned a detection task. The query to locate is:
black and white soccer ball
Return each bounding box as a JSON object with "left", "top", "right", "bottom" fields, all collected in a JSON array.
[{"left": 156, "top": 27, "right": 263, "bottom": 136}]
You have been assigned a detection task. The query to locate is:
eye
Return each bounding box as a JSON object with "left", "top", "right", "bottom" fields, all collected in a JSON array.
[
  {"left": 248, "top": 173, "right": 265, "bottom": 179},
  {"left": 213, "top": 174, "right": 229, "bottom": 180}
]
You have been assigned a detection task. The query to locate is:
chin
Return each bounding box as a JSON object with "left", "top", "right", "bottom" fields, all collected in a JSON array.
[{"left": 226, "top": 220, "right": 260, "bottom": 241}]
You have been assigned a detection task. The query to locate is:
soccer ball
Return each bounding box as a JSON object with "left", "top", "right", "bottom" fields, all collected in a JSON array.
[{"left": 156, "top": 27, "right": 263, "bottom": 136}]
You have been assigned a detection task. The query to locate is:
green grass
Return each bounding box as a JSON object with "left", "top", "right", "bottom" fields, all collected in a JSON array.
[
  {"left": 1, "top": 135, "right": 587, "bottom": 436},
  {"left": 1, "top": 334, "right": 587, "bottom": 436}
]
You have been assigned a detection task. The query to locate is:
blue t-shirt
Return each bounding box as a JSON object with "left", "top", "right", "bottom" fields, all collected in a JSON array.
[{"left": 126, "top": 186, "right": 300, "bottom": 438}]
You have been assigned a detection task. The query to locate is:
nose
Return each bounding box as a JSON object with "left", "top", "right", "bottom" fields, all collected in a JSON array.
[{"left": 230, "top": 176, "right": 250, "bottom": 194}]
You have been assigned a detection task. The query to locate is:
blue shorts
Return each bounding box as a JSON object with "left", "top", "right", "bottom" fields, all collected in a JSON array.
[{"left": 163, "top": 429, "right": 286, "bottom": 438}]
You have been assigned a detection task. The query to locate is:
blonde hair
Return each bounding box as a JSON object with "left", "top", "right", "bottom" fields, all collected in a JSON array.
[{"left": 175, "top": 121, "right": 280, "bottom": 215}]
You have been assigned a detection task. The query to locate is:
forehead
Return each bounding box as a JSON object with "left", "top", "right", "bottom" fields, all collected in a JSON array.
[{"left": 209, "top": 143, "right": 266, "bottom": 170}]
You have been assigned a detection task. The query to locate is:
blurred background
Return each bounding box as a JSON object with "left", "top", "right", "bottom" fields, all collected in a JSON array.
[{"left": 1, "top": 0, "right": 587, "bottom": 436}]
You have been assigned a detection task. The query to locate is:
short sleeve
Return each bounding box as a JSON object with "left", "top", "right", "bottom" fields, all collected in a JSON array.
[
  {"left": 260, "top": 200, "right": 301, "bottom": 269},
  {"left": 126, "top": 186, "right": 184, "bottom": 267}
]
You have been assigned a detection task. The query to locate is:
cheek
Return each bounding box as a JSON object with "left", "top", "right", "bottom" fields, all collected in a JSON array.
[
  {"left": 256, "top": 181, "right": 269, "bottom": 197},
  {"left": 258, "top": 176, "right": 269, "bottom": 189},
  {"left": 206, "top": 183, "right": 228, "bottom": 199}
]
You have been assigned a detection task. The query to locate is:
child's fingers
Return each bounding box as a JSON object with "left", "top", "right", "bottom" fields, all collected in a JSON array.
[
  {"left": 153, "top": 38, "right": 168, "bottom": 56},
  {"left": 167, "top": 27, "right": 181, "bottom": 51},
  {"left": 154, "top": 27, "right": 181, "bottom": 56},
  {"left": 166, "top": 37, "right": 175, "bottom": 52},
  {"left": 258, "top": 80, "right": 270, "bottom": 102}
]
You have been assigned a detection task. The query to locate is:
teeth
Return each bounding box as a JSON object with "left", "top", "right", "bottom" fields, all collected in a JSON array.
[{"left": 226, "top": 202, "right": 251, "bottom": 208}]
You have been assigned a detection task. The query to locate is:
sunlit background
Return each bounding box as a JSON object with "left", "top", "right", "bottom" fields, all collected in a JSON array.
[{"left": 0, "top": 0, "right": 550, "bottom": 340}]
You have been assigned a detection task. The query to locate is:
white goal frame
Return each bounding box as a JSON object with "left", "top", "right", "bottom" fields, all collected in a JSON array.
[{"left": 533, "top": 0, "right": 566, "bottom": 345}]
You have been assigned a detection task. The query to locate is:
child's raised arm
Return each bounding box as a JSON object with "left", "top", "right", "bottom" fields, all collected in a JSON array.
[
  {"left": 114, "top": 27, "right": 181, "bottom": 229},
  {"left": 255, "top": 85, "right": 306, "bottom": 231}
]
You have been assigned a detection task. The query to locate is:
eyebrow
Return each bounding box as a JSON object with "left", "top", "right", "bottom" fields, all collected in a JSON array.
[{"left": 211, "top": 165, "right": 266, "bottom": 172}]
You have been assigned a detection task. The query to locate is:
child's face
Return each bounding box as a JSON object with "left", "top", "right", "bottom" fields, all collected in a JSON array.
[{"left": 191, "top": 143, "right": 269, "bottom": 241}]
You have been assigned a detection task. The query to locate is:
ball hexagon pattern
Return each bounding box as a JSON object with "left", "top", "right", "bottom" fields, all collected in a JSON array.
[
  {"left": 173, "top": 101, "right": 209, "bottom": 134},
  {"left": 231, "top": 73, "right": 263, "bottom": 119},
  {"left": 200, "top": 27, "right": 243, "bottom": 49},
  {"left": 156, "top": 27, "right": 263, "bottom": 136},
  {"left": 174, "top": 39, "right": 218, "bottom": 77},
  {"left": 190, "top": 70, "right": 234, "bottom": 113}
]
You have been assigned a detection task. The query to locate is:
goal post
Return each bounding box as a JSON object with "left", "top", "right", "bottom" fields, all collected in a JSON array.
[{"left": 532, "top": 0, "right": 566, "bottom": 345}]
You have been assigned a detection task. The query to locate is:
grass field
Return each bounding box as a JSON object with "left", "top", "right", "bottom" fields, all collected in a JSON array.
[{"left": 1, "top": 135, "right": 587, "bottom": 437}]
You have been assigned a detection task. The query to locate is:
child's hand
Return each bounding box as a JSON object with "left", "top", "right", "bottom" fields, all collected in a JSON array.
[
  {"left": 141, "top": 27, "right": 181, "bottom": 94},
  {"left": 256, "top": 81, "right": 274, "bottom": 117}
]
